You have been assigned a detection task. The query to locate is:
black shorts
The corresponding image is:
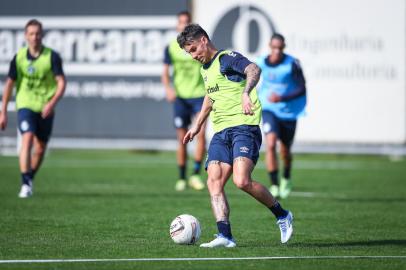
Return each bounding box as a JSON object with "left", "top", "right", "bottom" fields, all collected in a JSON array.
[
  {"left": 262, "top": 110, "right": 296, "bottom": 147},
  {"left": 18, "top": 108, "right": 54, "bottom": 143}
]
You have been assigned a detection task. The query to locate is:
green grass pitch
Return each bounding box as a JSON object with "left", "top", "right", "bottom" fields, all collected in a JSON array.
[{"left": 0, "top": 149, "right": 405, "bottom": 270}]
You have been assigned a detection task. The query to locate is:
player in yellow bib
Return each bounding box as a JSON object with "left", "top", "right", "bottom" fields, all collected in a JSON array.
[
  {"left": 178, "top": 24, "right": 293, "bottom": 247},
  {"left": 0, "top": 19, "right": 66, "bottom": 198},
  {"left": 161, "top": 11, "right": 206, "bottom": 191}
]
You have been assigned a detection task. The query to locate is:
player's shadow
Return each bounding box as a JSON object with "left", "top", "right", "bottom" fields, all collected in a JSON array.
[
  {"left": 291, "top": 239, "right": 406, "bottom": 248},
  {"left": 333, "top": 197, "right": 406, "bottom": 203}
]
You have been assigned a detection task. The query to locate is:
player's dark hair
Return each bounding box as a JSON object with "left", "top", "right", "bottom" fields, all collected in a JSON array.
[
  {"left": 177, "top": 24, "right": 210, "bottom": 49},
  {"left": 177, "top": 10, "right": 192, "bottom": 22},
  {"left": 25, "top": 19, "right": 43, "bottom": 32},
  {"left": 271, "top": 33, "right": 285, "bottom": 43}
]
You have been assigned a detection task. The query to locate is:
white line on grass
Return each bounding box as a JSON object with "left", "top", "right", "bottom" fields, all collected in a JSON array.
[{"left": 0, "top": 256, "right": 405, "bottom": 264}]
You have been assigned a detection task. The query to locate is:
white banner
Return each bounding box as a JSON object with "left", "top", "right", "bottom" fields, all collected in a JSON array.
[{"left": 193, "top": 0, "right": 406, "bottom": 144}]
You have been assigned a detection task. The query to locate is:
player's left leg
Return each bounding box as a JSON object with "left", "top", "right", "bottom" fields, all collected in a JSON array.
[
  {"left": 28, "top": 112, "right": 54, "bottom": 184},
  {"left": 233, "top": 156, "right": 293, "bottom": 243},
  {"left": 31, "top": 136, "right": 47, "bottom": 178},
  {"left": 231, "top": 125, "right": 293, "bottom": 243}
]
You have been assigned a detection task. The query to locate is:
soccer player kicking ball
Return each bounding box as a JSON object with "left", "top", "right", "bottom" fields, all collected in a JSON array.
[{"left": 178, "top": 24, "right": 293, "bottom": 247}]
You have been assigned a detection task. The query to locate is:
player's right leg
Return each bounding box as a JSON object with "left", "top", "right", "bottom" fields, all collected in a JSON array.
[
  {"left": 175, "top": 128, "right": 187, "bottom": 191},
  {"left": 173, "top": 98, "right": 190, "bottom": 191},
  {"left": 200, "top": 161, "right": 235, "bottom": 248},
  {"left": 188, "top": 121, "right": 206, "bottom": 190},
  {"left": 17, "top": 109, "right": 37, "bottom": 198},
  {"left": 265, "top": 133, "right": 279, "bottom": 197},
  {"left": 262, "top": 111, "right": 281, "bottom": 197},
  {"left": 188, "top": 97, "right": 206, "bottom": 191},
  {"left": 278, "top": 120, "right": 297, "bottom": 199},
  {"left": 200, "top": 132, "right": 236, "bottom": 248}
]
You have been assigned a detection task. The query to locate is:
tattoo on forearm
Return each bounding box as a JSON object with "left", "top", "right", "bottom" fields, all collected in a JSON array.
[
  {"left": 243, "top": 63, "right": 261, "bottom": 94},
  {"left": 211, "top": 194, "right": 230, "bottom": 222}
]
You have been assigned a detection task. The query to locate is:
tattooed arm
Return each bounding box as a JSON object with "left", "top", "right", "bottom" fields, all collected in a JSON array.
[{"left": 242, "top": 63, "right": 261, "bottom": 115}]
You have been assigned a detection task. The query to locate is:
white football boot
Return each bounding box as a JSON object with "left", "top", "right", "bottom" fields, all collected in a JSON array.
[
  {"left": 200, "top": 234, "right": 236, "bottom": 248},
  {"left": 277, "top": 211, "right": 293, "bottom": 243},
  {"left": 18, "top": 183, "right": 33, "bottom": 198}
]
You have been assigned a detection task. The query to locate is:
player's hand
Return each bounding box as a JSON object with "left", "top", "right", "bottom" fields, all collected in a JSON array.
[
  {"left": 269, "top": 93, "right": 282, "bottom": 103},
  {"left": 242, "top": 93, "right": 254, "bottom": 115},
  {"left": 0, "top": 112, "right": 7, "bottom": 131},
  {"left": 166, "top": 88, "right": 177, "bottom": 103},
  {"left": 41, "top": 102, "right": 54, "bottom": 119},
  {"left": 183, "top": 126, "right": 200, "bottom": 144}
]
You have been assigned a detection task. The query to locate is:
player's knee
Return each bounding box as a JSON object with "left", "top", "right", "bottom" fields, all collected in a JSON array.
[
  {"left": 267, "top": 142, "right": 277, "bottom": 152},
  {"left": 233, "top": 176, "right": 251, "bottom": 190},
  {"left": 35, "top": 145, "right": 46, "bottom": 156},
  {"left": 206, "top": 176, "right": 223, "bottom": 192}
]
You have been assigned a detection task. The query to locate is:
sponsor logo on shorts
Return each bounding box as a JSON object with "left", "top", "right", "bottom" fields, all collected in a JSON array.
[
  {"left": 20, "top": 120, "right": 29, "bottom": 132},
  {"left": 240, "top": 146, "right": 249, "bottom": 153},
  {"left": 174, "top": 117, "right": 183, "bottom": 128},
  {"left": 263, "top": 123, "right": 271, "bottom": 133}
]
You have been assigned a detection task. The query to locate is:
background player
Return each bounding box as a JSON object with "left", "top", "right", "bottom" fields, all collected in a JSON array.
[
  {"left": 0, "top": 19, "right": 66, "bottom": 198},
  {"left": 256, "top": 33, "right": 307, "bottom": 199},
  {"left": 161, "top": 11, "right": 207, "bottom": 191},
  {"left": 179, "top": 24, "right": 293, "bottom": 247}
]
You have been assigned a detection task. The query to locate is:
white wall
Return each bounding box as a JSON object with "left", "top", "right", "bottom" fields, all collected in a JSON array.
[{"left": 194, "top": 0, "right": 406, "bottom": 144}]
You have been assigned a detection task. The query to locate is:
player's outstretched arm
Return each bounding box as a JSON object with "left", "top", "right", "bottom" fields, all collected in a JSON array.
[
  {"left": 161, "top": 64, "right": 176, "bottom": 102},
  {"left": 242, "top": 63, "right": 261, "bottom": 115},
  {"left": 0, "top": 78, "right": 15, "bottom": 130},
  {"left": 183, "top": 95, "right": 212, "bottom": 144}
]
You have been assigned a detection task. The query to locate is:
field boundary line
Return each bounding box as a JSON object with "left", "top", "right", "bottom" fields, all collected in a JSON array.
[{"left": 1, "top": 256, "right": 406, "bottom": 264}]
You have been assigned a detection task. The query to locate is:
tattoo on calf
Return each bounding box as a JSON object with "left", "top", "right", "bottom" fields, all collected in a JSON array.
[{"left": 211, "top": 194, "right": 229, "bottom": 222}]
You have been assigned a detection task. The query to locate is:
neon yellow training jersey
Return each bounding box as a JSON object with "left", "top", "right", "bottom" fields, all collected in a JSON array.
[
  {"left": 168, "top": 39, "right": 205, "bottom": 99},
  {"left": 15, "top": 47, "right": 57, "bottom": 112},
  {"left": 201, "top": 50, "right": 262, "bottom": 133}
]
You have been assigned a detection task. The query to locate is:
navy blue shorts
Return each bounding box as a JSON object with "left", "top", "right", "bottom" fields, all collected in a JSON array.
[
  {"left": 262, "top": 110, "right": 296, "bottom": 147},
  {"left": 17, "top": 108, "right": 54, "bottom": 143},
  {"left": 205, "top": 125, "right": 262, "bottom": 170},
  {"left": 173, "top": 97, "right": 204, "bottom": 129}
]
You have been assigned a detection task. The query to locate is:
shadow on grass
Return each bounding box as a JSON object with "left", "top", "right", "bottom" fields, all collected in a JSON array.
[
  {"left": 333, "top": 198, "right": 406, "bottom": 203},
  {"left": 38, "top": 191, "right": 209, "bottom": 199},
  {"left": 290, "top": 239, "right": 406, "bottom": 248}
]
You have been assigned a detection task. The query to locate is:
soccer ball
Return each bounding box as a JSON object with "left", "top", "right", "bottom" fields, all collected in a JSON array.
[{"left": 169, "top": 214, "right": 201, "bottom": 244}]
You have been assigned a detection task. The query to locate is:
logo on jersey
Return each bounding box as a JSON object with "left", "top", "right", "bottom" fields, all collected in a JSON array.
[
  {"left": 207, "top": 84, "right": 219, "bottom": 94},
  {"left": 211, "top": 5, "right": 276, "bottom": 59},
  {"left": 27, "top": 65, "right": 35, "bottom": 74},
  {"left": 240, "top": 146, "right": 250, "bottom": 153}
]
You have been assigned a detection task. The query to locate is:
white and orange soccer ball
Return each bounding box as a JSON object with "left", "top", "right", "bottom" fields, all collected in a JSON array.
[{"left": 169, "top": 214, "right": 201, "bottom": 244}]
